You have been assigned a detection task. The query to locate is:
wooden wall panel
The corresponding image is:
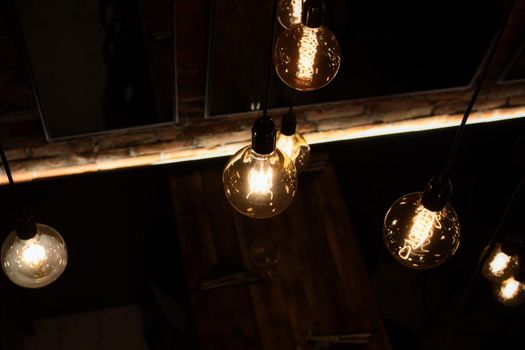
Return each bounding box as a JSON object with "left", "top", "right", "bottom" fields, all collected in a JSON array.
[{"left": 169, "top": 154, "right": 391, "bottom": 349}]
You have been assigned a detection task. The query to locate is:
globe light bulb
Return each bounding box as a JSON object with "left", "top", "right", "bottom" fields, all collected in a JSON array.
[
  {"left": 383, "top": 177, "right": 461, "bottom": 269},
  {"left": 277, "top": 0, "right": 304, "bottom": 29},
  {"left": 493, "top": 276, "right": 525, "bottom": 306},
  {"left": 223, "top": 117, "right": 297, "bottom": 219},
  {"left": 481, "top": 243, "right": 520, "bottom": 282},
  {"left": 273, "top": 1, "right": 341, "bottom": 91},
  {"left": 276, "top": 132, "right": 310, "bottom": 173},
  {"left": 276, "top": 111, "right": 310, "bottom": 173},
  {"left": 1, "top": 223, "right": 67, "bottom": 288}
]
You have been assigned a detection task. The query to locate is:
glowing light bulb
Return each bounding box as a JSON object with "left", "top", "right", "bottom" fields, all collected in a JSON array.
[
  {"left": 22, "top": 243, "right": 47, "bottom": 267},
  {"left": 273, "top": 22, "right": 341, "bottom": 91},
  {"left": 493, "top": 277, "right": 525, "bottom": 306},
  {"left": 276, "top": 131, "right": 310, "bottom": 173},
  {"left": 1, "top": 223, "right": 67, "bottom": 288},
  {"left": 277, "top": 0, "right": 303, "bottom": 29},
  {"left": 223, "top": 146, "right": 297, "bottom": 219},
  {"left": 248, "top": 162, "right": 273, "bottom": 198},
  {"left": 481, "top": 243, "right": 520, "bottom": 282},
  {"left": 383, "top": 192, "right": 460, "bottom": 269}
]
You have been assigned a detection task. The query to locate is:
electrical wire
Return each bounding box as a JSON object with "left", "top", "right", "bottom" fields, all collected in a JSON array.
[
  {"left": 0, "top": 144, "right": 15, "bottom": 187},
  {"left": 442, "top": 0, "right": 516, "bottom": 178},
  {"left": 288, "top": 88, "right": 295, "bottom": 115},
  {"left": 262, "top": 0, "right": 279, "bottom": 118}
]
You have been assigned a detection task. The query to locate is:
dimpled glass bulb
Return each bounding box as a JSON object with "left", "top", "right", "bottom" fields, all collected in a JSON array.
[
  {"left": 493, "top": 277, "right": 525, "bottom": 306},
  {"left": 277, "top": 0, "right": 304, "bottom": 29},
  {"left": 223, "top": 146, "right": 297, "bottom": 219},
  {"left": 481, "top": 243, "right": 520, "bottom": 282},
  {"left": 276, "top": 131, "right": 310, "bottom": 173},
  {"left": 273, "top": 24, "right": 341, "bottom": 91},
  {"left": 1, "top": 223, "right": 67, "bottom": 288},
  {"left": 383, "top": 192, "right": 461, "bottom": 269}
]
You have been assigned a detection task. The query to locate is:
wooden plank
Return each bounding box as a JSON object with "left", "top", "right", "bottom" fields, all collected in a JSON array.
[
  {"left": 169, "top": 153, "right": 392, "bottom": 349},
  {"left": 312, "top": 164, "right": 392, "bottom": 349}
]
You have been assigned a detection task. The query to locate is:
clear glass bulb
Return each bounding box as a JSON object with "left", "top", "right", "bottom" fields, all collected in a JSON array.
[
  {"left": 1, "top": 223, "right": 67, "bottom": 288},
  {"left": 223, "top": 146, "right": 297, "bottom": 219},
  {"left": 493, "top": 277, "right": 525, "bottom": 306},
  {"left": 277, "top": 0, "right": 304, "bottom": 29},
  {"left": 481, "top": 243, "right": 520, "bottom": 282},
  {"left": 273, "top": 24, "right": 341, "bottom": 91},
  {"left": 383, "top": 192, "right": 461, "bottom": 269},
  {"left": 276, "top": 131, "right": 310, "bottom": 173}
]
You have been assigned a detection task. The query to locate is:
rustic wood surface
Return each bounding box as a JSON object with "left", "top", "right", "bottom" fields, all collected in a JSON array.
[{"left": 169, "top": 154, "right": 392, "bottom": 349}]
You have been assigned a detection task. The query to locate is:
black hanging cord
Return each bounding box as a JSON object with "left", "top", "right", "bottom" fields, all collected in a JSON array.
[
  {"left": 261, "top": 0, "right": 279, "bottom": 118},
  {"left": 441, "top": 174, "right": 525, "bottom": 349},
  {"left": 442, "top": 0, "right": 516, "bottom": 178},
  {"left": 288, "top": 88, "right": 295, "bottom": 115},
  {"left": 0, "top": 144, "right": 16, "bottom": 187}
]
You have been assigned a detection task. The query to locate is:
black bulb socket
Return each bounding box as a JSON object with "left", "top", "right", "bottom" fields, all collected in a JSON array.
[
  {"left": 302, "top": 0, "right": 325, "bottom": 28},
  {"left": 252, "top": 116, "right": 276, "bottom": 155},
  {"left": 280, "top": 111, "right": 297, "bottom": 136},
  {"left": 421, "top": 175, "right": 453, "bottom": 212},
  {"left": 14, "top": 217, "right": 37, "bottom": 240}
]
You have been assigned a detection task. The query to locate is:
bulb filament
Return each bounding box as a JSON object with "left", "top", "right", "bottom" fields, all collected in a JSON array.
[
  {"left": 499, "top": 277, "right": 521, "bottom": 300},
  {"left": 297, "top": 27, "right": 319, "bottom": 81},
  {"left": 399, "top": 206, "right": 441, "bottom": 260},
  {"left": 247, "top": 163, "right": 273, "bottom": 200},
  {"left": 489, "top": 252, "right": 511, "bottom": 276},
  {"left": 291, "top": 0, "right": 303, "bottom": 25},
  {"left": 21, "top": 242, "right": 47, "bottom": 268},
  {"left": 276, "top": 134, "right": 295, "bottom": 161}
]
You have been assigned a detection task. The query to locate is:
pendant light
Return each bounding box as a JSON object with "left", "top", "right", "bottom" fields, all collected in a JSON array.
[
  {"left": 276, "top": 91, "right": 311, "bottom": 173},
  {"left": 223, "top": 0, "right": 298, "bottom": 219},
  {"left": 493, "top": 271, "right": 525, "bottom": 306},
  {"left": 383, "top": 176, "right": 461, "bottom": 269},
  {"left": 277, "top": 0, "right": 304, "bottom": 30},
  {"left": 0, "top": 146, "right": 67, "bottom": 288},
  {"left": 273, "top": 0, "right": 341, "bottom": 91},
  {"left": 383, "top": 1, "right": 513, "bottom": 270},
  {"left": 481, "top": 239, "right": 521, "bottom": 282}
]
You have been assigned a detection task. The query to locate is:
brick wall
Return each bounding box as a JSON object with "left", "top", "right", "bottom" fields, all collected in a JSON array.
[{"left": 1, "top": 81, "right": 525, "bottom": 184}]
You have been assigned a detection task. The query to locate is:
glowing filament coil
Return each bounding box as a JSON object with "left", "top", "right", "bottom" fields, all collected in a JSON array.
[
  {"left": 398, "top": 207, "right": 441, "bottom": 260},
  {"left": 21, "top": 243, "right": 47, "bottom": 268},
  {"left": 297, "top": 27, "right": 319, "bottom": 81},
  {"left": 500, "top": 277, "right": 521, "bottom": 300},
  {"left": 291, "top": 0, "right": 303, "bottom": 24},
  {"left": 489, "top": 252, "right": 512, "bottom": 276},
  {"left": 247, "top": 165, "right": 273, "bottom": 199}
]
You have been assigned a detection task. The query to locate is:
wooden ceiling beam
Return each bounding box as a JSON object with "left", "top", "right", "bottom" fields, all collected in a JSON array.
[{"left": 1, "top": 82, "right": 525, "bottom": 184}]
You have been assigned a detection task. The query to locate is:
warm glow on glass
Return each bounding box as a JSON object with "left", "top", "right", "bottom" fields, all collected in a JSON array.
[
  {"left": 481, "top": 243, "right": 520, "bottom": 282},
  {"left": 273, "top": 24, "right": 341, "bottom": 91},
  {"left": 277, "top": 0, "right": 303, "bottom": 29},
  {"left": 493, "top": 277, "right": 525, "bottom": 306},
  {"left": 276, "top": 131, "right": 310, "bottom": 172},
  {"left": 383, "top": 192, "right": 460, "bottom": 269},
  {"left": 223, "top": 146, "right": 297, "bottom": 219},
  {"left": 1, "top": 223, "right": 67, "bottom": 288}
]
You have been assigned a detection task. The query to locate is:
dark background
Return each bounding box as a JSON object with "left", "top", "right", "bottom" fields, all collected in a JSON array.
[{"left": 206, "top": 0, "right": 503, "bottom": 117}]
